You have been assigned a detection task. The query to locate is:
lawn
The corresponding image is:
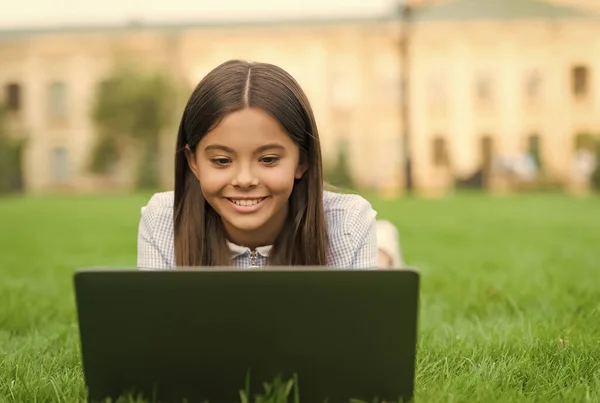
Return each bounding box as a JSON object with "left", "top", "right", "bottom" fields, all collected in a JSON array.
[{"left": 0, "top": 191, "right": 599, "bottom": 402}]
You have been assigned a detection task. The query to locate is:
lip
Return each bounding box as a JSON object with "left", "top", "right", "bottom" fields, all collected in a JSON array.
[{"left": 225, "top": 197, "right": 268, "bottom": 214}]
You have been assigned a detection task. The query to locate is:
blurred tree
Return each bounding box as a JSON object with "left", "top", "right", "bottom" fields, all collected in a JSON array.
[
  {"left": 0, "top": 104, "right": 26, "bottom": 194},
  {"left": 324, "top": 138, "right": 355, "bottom": 190},
  {"left": 591, "top": 141, "right": 600, "bottom": 192},
  {"left": 90, "top": 65, "right": 180, "bottom": 190},
  {"left": 527, "top": 134, "right": 542, "bottom": 171}
]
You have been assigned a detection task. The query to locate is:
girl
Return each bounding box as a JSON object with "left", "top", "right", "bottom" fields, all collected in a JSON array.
[{"left": 137, "top": 60, "right": 378, "bottom": 269}]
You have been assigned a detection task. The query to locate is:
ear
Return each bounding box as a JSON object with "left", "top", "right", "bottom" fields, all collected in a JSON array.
[
  {"left": 294, "top": 154, "right": 309, "bottom": 180},
  {"left": 184, "top": 145, "right": 200, "bottom": 181}
]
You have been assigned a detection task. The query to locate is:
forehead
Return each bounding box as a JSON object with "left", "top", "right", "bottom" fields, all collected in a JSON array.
[{"left": 199, "top": 107, "right": 296, "bottom": 151}]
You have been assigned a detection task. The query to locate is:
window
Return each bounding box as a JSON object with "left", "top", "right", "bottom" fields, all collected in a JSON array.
[
  {"left": 5, "top": 83, "right": 21, "bottom": 111},
  {"left": 572, "top": 66, "right": 589, "bottom": 97},
  {"left": 48, "top": 81, "right": 68, "bottom": 118},
  {"left": 525, "top": 70, "right": 541, "bottom": 101},
  {"left": 432, "top": 136, "right": 449, "bottom": 167},
  {"left": 475, "top": 73, "right": 493, "bottom": 104},
  {"left": 51, "top": 147, "right": 70, "bottom": 183},
  {"left": 574, "top": 132, "right": 595, "bottom": 152}
]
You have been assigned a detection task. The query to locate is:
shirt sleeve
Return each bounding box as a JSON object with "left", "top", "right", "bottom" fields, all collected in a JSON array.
[
  {"left": 137, "top": 205, "right": 170, "bottom": 270},
  {"left": 347, "top": 198, "right": 378, "bottom": 269}
]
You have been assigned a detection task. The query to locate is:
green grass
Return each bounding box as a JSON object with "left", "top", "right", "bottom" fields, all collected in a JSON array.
[{"left": 1, "top": 192, "right": 599, "bottom": 402}]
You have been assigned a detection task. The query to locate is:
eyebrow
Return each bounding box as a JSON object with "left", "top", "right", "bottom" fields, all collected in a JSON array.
[
  {"left": 255, "top": 143, "right": 285, "bottom": 153},
  {"left": 204, "top": 144, "right": 234, "bottom": 153},
  {"left": 203, "top": 143, "right": 285, "bottom": 153}
]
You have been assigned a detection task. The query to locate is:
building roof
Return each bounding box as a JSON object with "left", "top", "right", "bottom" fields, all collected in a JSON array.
[
  {"left": 0, "top": 15, "right": 395, "bottom": 41},
  {"left": 0, "top": 0, "right": 596, "bottom": 41},
  {"left": 409, "top": 0, "right": 598, "bottom": 22}
]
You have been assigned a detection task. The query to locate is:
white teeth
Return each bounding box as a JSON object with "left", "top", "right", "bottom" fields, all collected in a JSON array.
[{"left": 231, "top": 199, "right": 262, "bottom": 206}]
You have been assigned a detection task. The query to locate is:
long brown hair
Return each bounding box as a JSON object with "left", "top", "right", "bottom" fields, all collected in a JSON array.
[{"left": 174, "top": 60, "right": 328, "bottom": 267}]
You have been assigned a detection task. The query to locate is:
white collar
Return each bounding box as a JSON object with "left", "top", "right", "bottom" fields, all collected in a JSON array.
[{"left": 226, "top": 240, "right": 272, "bottom": 258}]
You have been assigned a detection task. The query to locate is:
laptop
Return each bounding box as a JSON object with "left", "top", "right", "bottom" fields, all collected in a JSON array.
[{"left": 73, "top": 268, "right": 420, "bottom": 403}]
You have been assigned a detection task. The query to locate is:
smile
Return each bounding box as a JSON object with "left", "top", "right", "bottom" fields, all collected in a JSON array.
[
  {"left": 225, "top": 197, "right": 268, "bottom": 213},
  {"left": 227, "top": 198, "right": 266, "bottom": 206}
]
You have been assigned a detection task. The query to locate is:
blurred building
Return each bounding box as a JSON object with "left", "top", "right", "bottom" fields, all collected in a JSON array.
[
  {"left": 554, "top": 0, "right": 600, "bottom": 14},
  {"left": 0, "top": 0, "right": 599, "bottom": 196}
]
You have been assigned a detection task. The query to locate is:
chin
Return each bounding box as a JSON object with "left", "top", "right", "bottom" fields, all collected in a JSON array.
[
  {"left": 223, "top": 223, "right": 273, "bottom": 245},
  {"left": 226, "top": 217, "right": 268, "bottom": 233}
]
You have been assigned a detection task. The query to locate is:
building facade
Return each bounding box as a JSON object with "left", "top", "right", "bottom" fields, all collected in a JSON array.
[{"left": 1, "top": 0, "right": 599, "bottom": 196}]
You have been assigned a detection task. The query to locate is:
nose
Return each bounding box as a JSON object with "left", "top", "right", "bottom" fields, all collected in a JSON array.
[{"left": 231, "top": 163, "right": 259, "bottom": 188}]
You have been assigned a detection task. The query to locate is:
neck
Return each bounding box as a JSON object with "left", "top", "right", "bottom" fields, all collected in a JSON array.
[{"left": 222, "top": 203, "right": 289, "bottom": 249}]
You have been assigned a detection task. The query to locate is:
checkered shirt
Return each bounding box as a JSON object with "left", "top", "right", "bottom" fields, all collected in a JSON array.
[{"left": 137, "top": 190, "right": 378, "bottom": 270}]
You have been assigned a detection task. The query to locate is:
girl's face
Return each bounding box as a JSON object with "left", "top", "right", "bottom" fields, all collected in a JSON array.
[{"left": 185, "top": 107, "right": 307, "bottom": 248}]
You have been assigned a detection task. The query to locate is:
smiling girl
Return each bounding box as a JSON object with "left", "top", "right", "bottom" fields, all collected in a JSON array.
[{"left": 137, "top": 60, "right": 378, "bottom": 269}]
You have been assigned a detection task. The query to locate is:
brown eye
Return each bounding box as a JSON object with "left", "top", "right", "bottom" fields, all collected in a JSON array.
[
  {"left": 211, "top": 158, "right": 231, "bottom": 166},
  {"left": 260, "top": 156, "right": 280, "bottom": 165}
]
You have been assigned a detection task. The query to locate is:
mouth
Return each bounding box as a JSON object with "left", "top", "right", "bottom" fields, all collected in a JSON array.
[
  {"left": 226, "top": 197, "right": 267, "bottom": 208},
  {"left": 226, "top": 197, "right": 267, "bottom": 214}
]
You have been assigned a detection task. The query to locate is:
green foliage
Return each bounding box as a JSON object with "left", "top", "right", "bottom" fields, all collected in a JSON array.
[
  {"left": 237, "top": 373, "right": 396, "bottom": 403},
  {"left": 239, "top": 374, "right": 300, "bottom": 403},
  {"left": 95, "top": 373, "right": 395, "bottom": 403},
  {"left": 574, "top": 133, "right": 600, "bottom": 191},
  {"left": 324, "top": 139, "right": 355, "bottom": 190},
  {"left": 92, "top": 67, "right": 176, "bottom": 142},
  {"left": 0, "top": 136, "right": 24, "bottom": 194},
  {"left": 135, "top": 142, "right": 161, "bottom": 190},
  {"left": 90, "top": 64, "right": 179, "bottom": 189},
  {"left": 0, "top": 105, "right": 25, "bottom": 194},
  {"left": 591, "top": 142, "right": 600, "bottom": 191},
  {"left": 89, "top": 135, "right": 120, "bottom": 174},
  {"left": 527, "top": 135, "right": 542, "bottom": 171}
]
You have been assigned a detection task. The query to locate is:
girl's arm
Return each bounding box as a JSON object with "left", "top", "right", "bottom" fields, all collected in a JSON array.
[
  {"left": 137, "top": 205, "right": 171, "bottom": 270},
  {"left": 343, "top": 196, "right": 378, "bottom": 269},
  {"left": 350, "top": 216, "right": 378, "bottom": 269}
]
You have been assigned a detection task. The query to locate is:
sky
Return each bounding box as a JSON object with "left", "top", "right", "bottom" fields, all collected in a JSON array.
[{"left": 0, "top": 0, "right": 400, "bottom": 29}]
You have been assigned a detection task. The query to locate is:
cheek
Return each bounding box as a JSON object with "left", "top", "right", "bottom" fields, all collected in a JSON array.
[
  {"left": 198, "top": 178, "right": 218, "bottom": 198},
  {"left": 197, "top": 166, "right": 228, "bottom": 196},
  {"left": 264, "top": 166, "right": 297, "bottom": 194}
]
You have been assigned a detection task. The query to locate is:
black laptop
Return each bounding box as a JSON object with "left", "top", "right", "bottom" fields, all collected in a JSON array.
[{"left": 73, "top": 268, "right": 420, "bottom": 403}]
